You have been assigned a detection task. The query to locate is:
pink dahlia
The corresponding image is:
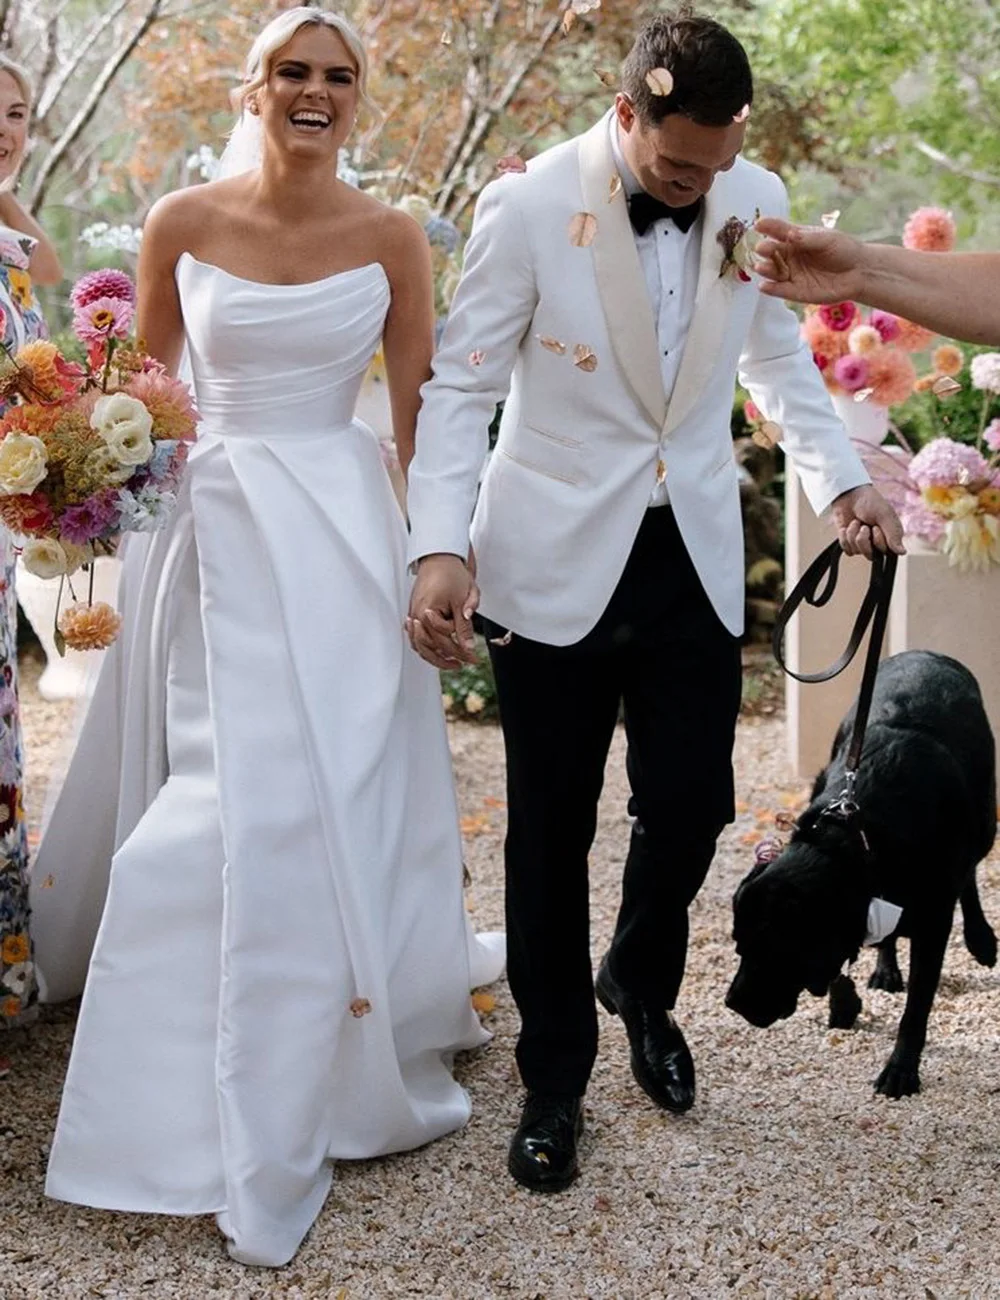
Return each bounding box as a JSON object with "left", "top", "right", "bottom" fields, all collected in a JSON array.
[
  {"left": 984, "top": 419, "right": 1000, "bottom": 454},
  {"left": 817, "top": 302, "right": 859, "bottom": 332},
  {"left": 70, "top": 269, "right": 136, "bottom": 310},
  {"left": 900, "top": 494, "right": 947, "bottom": 545},
  {"left": 869, "top": 310, "right": 901, "bottom": 344},
  {"left": 833, "top": 354, "right": 871, "bottom": 393},
  {"left": 72, "top": 296, "right": 134, "bottom": 346},
  {"left": 902, "top": 207, "right": 956, "bottom": 253},
  {"left": 909, "top": 437, "right": 990, "bottom": 489},
  {"left": 124, "top": 369, "right": 199, "bottom": 440}
]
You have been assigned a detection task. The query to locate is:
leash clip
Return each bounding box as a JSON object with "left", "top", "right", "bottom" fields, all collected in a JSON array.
[{"left": 824, "top": 769, "right": 860, "bottom": 822}]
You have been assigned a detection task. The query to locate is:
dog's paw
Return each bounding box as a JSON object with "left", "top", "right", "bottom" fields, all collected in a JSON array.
[
  {"left": 874, "top": 1054, "right": 921, "bottom": 1099},
  {"left": 964, "top": 923, "right": 998, "bottom": 969},
  {"left": 868, "top": 964, "right": 905, "bottom": 993},
  {"left": 827, "top": 974, "right": 862, "bottom": 1029}
]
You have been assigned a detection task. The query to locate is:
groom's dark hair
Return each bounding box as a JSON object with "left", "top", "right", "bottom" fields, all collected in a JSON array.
[{"left": 622, "top": 9, "right": 753, "bottom": 128}]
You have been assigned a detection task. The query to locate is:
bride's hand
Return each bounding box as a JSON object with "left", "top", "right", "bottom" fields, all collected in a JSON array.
[{"left": 406, "top": 554, "right": 480, "bottom": 669}]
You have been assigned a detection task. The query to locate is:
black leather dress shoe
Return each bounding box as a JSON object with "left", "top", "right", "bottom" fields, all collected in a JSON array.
[
  {"left": 595, "top": 958, "right": 696, "bottom": 1113},
  {"left": 508, "top": 1092, "right": 584, "bottom": 1192}
]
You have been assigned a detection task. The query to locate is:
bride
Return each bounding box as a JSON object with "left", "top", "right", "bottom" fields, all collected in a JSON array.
[{"left": 29, "top": 6, "right": 503, "bottom": 1269}]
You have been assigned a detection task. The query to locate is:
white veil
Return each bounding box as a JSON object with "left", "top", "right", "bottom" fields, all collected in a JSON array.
[{"left": 216, "top": 111, "right": 263, "bottom": 180}]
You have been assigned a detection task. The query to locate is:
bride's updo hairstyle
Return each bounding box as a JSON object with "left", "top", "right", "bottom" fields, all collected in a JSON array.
[{"left": 233, "top": 7, "right": 374, "bottom": 117}]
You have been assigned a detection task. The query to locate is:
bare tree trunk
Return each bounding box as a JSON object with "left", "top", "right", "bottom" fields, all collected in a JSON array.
[
  {"left": 29, "top": 0, "right": 164, "bottom": 215},
  {"left": 436, "top": 8, "right": 564, "bottom": 216}
]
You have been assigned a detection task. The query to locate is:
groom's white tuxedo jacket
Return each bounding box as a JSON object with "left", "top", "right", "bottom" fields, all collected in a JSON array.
[{"left": 407, "top": 112, "right": 869, "bottom": 644}]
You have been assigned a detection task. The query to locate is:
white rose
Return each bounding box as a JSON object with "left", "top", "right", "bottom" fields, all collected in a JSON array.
[
  {"left": 91, "top": 393, "right": 154, "bottom": 466},
  {"left": 0, "top": 432, "right": 49, "bottom": 494},
  {"left": 21, "top": 537, "right": 69, "bottom": 579}
]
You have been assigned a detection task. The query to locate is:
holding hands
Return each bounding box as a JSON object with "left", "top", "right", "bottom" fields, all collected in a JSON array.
[{"left": 406, "top": 553, "right": 480, "bottom": 669}]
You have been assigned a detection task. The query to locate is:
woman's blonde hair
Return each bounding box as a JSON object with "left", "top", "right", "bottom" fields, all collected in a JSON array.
[
  {"left": 233, "top": 7, "right": 373, "bottom": 118},
  {"left": 0, "top": 55, "right": 33, "bottom": 112}
]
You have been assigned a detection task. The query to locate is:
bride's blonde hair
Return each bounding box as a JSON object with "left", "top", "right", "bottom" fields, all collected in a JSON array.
[{"left": 233, "top": 7, "right": 374, "bottom": 118}]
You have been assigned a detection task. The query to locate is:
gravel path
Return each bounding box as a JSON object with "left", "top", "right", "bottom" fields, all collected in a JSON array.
[{"left": 3, "top": 656, "right": 999, "bottom": 1299}]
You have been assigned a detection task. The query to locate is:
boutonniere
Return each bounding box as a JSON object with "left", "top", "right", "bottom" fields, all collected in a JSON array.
[{"left": 717, "top": 209, "right": 760, "bottom": 282}]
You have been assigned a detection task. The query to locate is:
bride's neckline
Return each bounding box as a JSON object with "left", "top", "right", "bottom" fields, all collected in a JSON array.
[{"left": 179, "top": 250, "right": 387, "bottom": 290}]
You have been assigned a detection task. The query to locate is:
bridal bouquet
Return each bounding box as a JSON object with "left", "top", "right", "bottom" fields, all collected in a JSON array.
[{"left": 0, "top": 269, "right": 198, "bottom": 652}]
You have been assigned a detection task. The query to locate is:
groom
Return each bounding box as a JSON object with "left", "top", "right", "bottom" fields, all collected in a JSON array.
[{"left": 405, "top": 11, "right": 903, "bottom": 1190}]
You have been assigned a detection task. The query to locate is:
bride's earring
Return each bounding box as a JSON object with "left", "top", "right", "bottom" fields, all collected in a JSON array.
[{"left": 247, "top": 97, "right": 260, "bottom": 116}]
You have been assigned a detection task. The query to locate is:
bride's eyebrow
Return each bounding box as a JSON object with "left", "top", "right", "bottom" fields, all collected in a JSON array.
[{"left": 276, "top": 59, "right": 356, "bottom": 77}]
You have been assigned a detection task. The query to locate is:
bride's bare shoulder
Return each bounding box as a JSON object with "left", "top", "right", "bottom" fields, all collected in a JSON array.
[{"left": 145, "top": 178, "right": 250, "bottom": 245}]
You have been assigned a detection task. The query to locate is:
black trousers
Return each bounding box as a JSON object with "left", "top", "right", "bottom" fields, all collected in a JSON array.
[{"left": 483, "top": 507, "right": 742, "bottom": 1097}]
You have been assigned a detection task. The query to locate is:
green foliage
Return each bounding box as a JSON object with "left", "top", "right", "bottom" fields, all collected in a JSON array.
[{"left": 439, "top": 639, "right": 498, "bottom": 721}]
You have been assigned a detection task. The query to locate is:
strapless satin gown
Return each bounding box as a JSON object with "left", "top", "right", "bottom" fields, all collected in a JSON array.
[{"left": 30, "top": 254, "right": 504, "bottom": 1267}]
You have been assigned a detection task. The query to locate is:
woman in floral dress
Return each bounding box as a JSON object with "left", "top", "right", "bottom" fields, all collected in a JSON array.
[{"left": 0, "top": 54, "right": 63, "bottom": 1061}]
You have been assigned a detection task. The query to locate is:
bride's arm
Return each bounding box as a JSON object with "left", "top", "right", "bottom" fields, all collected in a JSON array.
[
  {"left": 379, "top": 210, "right": 435, "bottom": 478},
  {"left": 136, "top": 194, "right": 192, "bottom": 376}
]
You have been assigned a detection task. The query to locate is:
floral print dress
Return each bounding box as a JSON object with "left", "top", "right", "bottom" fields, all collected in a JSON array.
[{"left": 0, "top": 226, "right": 46, "bottom": 1031}]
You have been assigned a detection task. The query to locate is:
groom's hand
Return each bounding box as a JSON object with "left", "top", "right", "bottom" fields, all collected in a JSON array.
[
  {"left": 407, "top": 553, "right": 480, "bottom": 669},
  {"left": 830, "top": 486, "right": 906, "bottom": 560}
]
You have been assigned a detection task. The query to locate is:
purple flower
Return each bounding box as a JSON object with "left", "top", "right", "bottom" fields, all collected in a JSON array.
[
  {"left": 833, "top": 354, "right": 870, "bottom": 392},
  {"left": 59, "top": 490, "right": 120, "bottom": 544},
  {"left": 908, "top": 436, "right": 990, "bottom": 488}
]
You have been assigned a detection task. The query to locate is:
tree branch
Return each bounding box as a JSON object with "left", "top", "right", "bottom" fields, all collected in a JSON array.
[
  {"left": 29, "top": 0, "right": 165, "bottom": 214},
  {"left": 35, "top": 0, "right": 133, "bottom": 126},
  {"left": 914, "top": 139, "right": 1000, "bottom": 188}
]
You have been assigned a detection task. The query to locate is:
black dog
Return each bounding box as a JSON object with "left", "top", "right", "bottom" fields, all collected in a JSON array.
[{"left": 727, "top": 650, "right": 997, "bottom": 1097}]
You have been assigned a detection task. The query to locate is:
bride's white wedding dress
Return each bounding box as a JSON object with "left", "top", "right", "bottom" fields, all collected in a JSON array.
[{"left": 29, "top": 253, "right": 504, "bottom": 1268}]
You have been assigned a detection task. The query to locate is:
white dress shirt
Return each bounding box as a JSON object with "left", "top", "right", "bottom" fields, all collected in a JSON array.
[{"left": 609, "top": 119, "right": 702, "bottom": 506}]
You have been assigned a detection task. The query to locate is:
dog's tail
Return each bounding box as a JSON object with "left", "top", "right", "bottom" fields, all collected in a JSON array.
[{"left": 961, "top": 878, "right": 998, "bottom": 968}]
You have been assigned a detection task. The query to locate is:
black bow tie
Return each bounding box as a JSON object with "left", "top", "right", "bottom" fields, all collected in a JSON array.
[{"left": 627, "top": 191, "right": 703, "bottom": 236}]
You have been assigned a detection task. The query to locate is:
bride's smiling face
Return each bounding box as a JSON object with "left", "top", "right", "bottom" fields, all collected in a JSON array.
[{"left": 257, "top": 25, "right": 360, "bottom": 164}]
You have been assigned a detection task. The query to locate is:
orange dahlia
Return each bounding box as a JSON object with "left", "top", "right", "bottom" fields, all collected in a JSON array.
[
  {"left": 57, "top": 601, "right": 123, "bottom": 651},
  {"left": 0, "top": 402, "right": 61, "bottom": 436},
  {"left": 893, "top": 318, "right": 936, "bottom": 353},
  {"left": 931, "top": 345, "right": 964, "bottom": 377},
  {"left": 866, "top": 347, "right": 918, "bottom": 407},
  {"left": 13, "top": 341, "right": 84, "bottom": 403}
]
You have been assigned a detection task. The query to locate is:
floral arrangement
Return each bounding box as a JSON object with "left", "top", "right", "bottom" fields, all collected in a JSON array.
[
  {"left": 0, "top": 268, "right": 198, "bottom": 651},
  {"left": 890, "top": 354, "right": 1000, "bottom": 572},
  {"left": 802, "top": 207, "right": 959, "bottom": 408}
]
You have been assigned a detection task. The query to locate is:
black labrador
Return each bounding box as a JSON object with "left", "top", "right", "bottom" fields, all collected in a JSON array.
[{"left": 727, "top": 650, "right": 997, "bottom": 1097}]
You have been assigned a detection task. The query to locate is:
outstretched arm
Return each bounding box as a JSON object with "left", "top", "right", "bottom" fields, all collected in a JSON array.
[
  {"left": 754, "top": 218, "right": 1000, "bottom": 347},
  {"left": 0, "top": 192, "right": 62, "bottom": 285}
]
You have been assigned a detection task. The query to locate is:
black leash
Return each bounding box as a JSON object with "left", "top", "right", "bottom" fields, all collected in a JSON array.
[{"left": 772, "top": 541, "right": 898, "bottom": 818}]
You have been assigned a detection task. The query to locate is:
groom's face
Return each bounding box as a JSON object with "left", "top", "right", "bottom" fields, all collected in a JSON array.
[{"left": 615, "top": 96, "right": 746, "bottom": 207}]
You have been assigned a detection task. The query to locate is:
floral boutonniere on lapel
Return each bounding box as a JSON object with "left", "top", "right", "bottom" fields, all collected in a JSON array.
[{"left": 717, "top": 209, "right": 760, "bottom": 282}]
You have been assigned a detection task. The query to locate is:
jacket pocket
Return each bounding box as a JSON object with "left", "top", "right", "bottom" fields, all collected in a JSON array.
[
  {"left": 522, "top": 420, "right": 583, "bottom": 449},
  {"left": 499, "top": 448, "right": 581, "bottom": 486}
]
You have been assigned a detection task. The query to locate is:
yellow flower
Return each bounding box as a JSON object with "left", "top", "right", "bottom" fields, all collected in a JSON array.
[
  {"left": 931, "top": 345, "right": 964, "bottom": 377},
  {"left": 922, "top": 484, "right": 963, "bottom": 515},
  {"left": 943, "top": 510, "right": 1000, "bottom": 573},
  {"left": 1, "top": 932, "right": 29, "bottom": 964},
  {"left": 978, "top": 487, "right": 1000, "bottom": 515},
  {"left": 2, "top": 995, "right": 22, "bottom": 1019},
  {"left": 7, "top": 267, "right": 34, "bottom": 311},
  {"left": 441, "top": 693, "right": 454, "bottom": 713},
  {"left": 464, "top": 691, "right": 486, "bottom": 714},
  {"left": 57, "top": 600, "right": 123, "bottom": 651},
  {"left": 0, "top": 431, "right": 48, "bottom": 494}
]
